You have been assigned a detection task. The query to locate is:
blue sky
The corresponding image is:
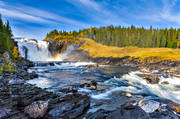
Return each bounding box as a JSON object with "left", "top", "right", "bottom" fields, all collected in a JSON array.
[{"left": 0, "top": 0, "right": 180, "bottom": 40}]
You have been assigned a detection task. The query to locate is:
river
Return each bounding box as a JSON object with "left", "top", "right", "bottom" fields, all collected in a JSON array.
[{"left": 15, "top": 38, "right": 180, "bottom": 118}]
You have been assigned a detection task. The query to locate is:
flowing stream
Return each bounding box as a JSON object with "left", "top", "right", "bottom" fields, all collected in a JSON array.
[{"left": 15, "top": 38, "right": 180, "bottom": 115}]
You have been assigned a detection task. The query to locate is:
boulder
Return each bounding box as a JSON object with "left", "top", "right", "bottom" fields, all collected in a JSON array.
[
  {"left": 139, "top": 67, "right": 151, "bottom": 73},
  {"left": 24, "top": 101, "right": 48, "bottom": 118},
  {"left": 0, "top": 107, "right": 12, "bottom": 119},
  {"left": 139, "top": 74, "right": 160, "bottom": 84},
  {"left": 59, "top": 86, "right": 77, "bottom": 93},
  {"left": 29, "top": 71, "right": 38, "bottom": 79},
  {"left": 138, "top": 99, "right": 160, "bottom": 113},
  {"left": 168, "top": 101, "right": 180, "bottom": 113},
  {"left": 87, "top": 81, "right": 97, "bottom": 90},
  {"left": 161, "top": 81, "right": 169, "bottom": 85},
  {"left": 47, "top": 93, "right": 90, "bottom": 119},
  {"left": 150, "top": 111, "right": 179, "bottom": 119},
  {"left": 125, "top": 92, "right": 132, "bottom": 98},
  {"left": 0, "top": 106, "right": 28, "bottom": 119},
  {"left": 86, "top": 103, "right": 150, "bottom": 119},
  {"left": 109, "top": 104, "right": 150, "bottom": 119},
  {"left": 8, "top": 78, "right": 25, "bottom": 85}
]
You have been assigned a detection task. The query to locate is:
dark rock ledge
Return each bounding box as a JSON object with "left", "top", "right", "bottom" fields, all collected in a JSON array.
[
  {"left": 0, "top": 77, "right": 90, "bottom": 119},
  {"left": 0, "top": 60, "right": 90, "bottom": 119}
]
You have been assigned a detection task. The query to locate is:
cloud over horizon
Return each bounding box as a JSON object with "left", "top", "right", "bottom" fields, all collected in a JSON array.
[{"left": 0, "top": 0, "right": 180, "bottom": 40}]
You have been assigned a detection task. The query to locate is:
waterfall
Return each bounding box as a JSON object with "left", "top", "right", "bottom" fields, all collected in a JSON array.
[
  {"left": 15, "top": 38, "right": 54, "bottom": 61},
  {"left": 14, "top": 38, "right": 78, "bottom": 62}
]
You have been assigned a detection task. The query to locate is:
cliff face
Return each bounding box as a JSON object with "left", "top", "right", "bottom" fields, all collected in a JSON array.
[
  {"left": 47, "top": 40, "right": 70, "bottom": 57},
  {"left": 47, "top": 40, "right": 91, "bottom": 62}
]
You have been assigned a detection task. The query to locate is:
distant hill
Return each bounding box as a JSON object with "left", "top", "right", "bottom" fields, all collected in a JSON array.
[{"left": 45, "top": 25, "right": 180, "bottom": 48}]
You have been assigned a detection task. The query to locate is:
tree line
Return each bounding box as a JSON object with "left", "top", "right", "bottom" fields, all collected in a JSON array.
[
  {"left": 0, "top": 15, "right": 15, "bottom": 54},
  {"left": 45, "top": 25, "right": 180, "bottom": 48}
]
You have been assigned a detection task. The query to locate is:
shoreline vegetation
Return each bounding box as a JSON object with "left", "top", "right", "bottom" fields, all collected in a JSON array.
[
  {"left": 79, "top": 38, "right": 180, "bottom": 61},
  {"left": 0, "top": 15, "right": 22, "bottom": 73},
  {"left": 44, "top": 26, "right": 180, "bottom": 62}
]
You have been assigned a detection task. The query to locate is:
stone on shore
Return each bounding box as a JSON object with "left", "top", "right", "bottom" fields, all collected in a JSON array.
[
  {"left": 138, "top": 99, "right": 160, "bottom": 113},
  {"left": 85, "top": 103, "right": 150, "bottom": 119},
  {"left": 24, "top": 101, "right": 48, "bottom": 118}
]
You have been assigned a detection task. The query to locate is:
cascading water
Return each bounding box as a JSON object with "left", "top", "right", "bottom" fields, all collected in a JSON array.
[
  {"left": 14, "top": 38, "right": 180, "bottom": 118},
  {"left": 15, "top": 38, "right": 62, "bottom": 61}
]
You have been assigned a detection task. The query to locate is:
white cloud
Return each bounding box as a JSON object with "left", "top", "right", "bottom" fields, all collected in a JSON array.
[
  {"left": 0, "top": 1, "right": 89, "bottom": 27},
  {"left": 66, "top": 0, "right": 128, "bottom": 26},
  {"left": 78, "top": 0, "right": 101, "bottom": 11},
  {"left": 160, "top": 0, "right": 180, "bottom": 24},
  {"left": 129, "top": 0, "right": 180, "bottom": 25},
  {"left": 0, "top": 8, "right": 52, "bottom": 23}
]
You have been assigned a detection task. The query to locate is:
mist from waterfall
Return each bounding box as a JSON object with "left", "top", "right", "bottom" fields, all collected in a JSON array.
[{"left": 15, "top": 38, "right": 57, "bottom": 61}]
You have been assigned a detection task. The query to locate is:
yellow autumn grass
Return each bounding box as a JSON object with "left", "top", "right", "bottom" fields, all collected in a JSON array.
[{"left": 78, "top": 38, "right": 180, "bottom": 61}]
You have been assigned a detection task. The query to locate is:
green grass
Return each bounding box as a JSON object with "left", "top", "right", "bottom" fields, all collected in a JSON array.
[{"left": 78, "top": 38, "right": 180, "bottom": 61}]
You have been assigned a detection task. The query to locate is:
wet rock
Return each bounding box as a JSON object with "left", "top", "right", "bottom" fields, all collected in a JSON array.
[
  {"left": 29, "top": 71, "right": 38, "bottom": 79},
  {"left": 86, "top": 104, "right": 150, "bottom": 119},
  {"left": 139, "top": 67, "right": 151, "bottom": 73},
  {"left": 8, "top": 78, "right": 25, "bottom": 85},
  {"left": 59, "top": 86, "right": 77, "bottom": 93},
  {"left": 87, "top": 85, "right": 97, "bottom": 90},
  {"left": 85, "top": 109, "right": 110, "bottom": 119},
  {"left": 168, "top": 101, "right": 180, "bottom": 113},
  {"left": 47, "top": 93, "right": 90, "bottom": 119},
  {"left": 139, "top": 74, "right": 160, "bottom": 84},
  {"left": 49, "top": 62, "right": 55, "bottom": 66},
  {"left": 87, "top": 81, "right": 97, "bottom": 90},
  {"left": 109, "top": 104, "right": 150, "bottom": 119},
  {"left": 96, "top": 85, "right": 110, "bottom": 91},
  {"left": 158, "top": 104, "right": 168, "bottom": 112},
  {"left": 150, "top": 111, "right": 179, "bottom": 119},
  {"left": 0, "top": 107, "right": 12, "bottom": 119},
  {"left": 125, "top": 92, "right": 132, "bottom": 98},
  {"left": 138, "top": 99, "right": 160, "bottom": 113},
  {"left": 161, "top": 81, "right": 169, "bottom": 85},
  {"left": 85, "top": 65, "right": 98, "bottom": 70},
  {"left": 24, "top": 101, "right": 48, "bottom": 118}
]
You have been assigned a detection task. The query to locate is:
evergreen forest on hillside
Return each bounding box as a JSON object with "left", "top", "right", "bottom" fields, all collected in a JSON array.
[
  {"left": 0, "top": 15, "right": 15, "bottom": 54},
  {"left": 45, "top": 25, "right": 180, "bottom": 48}
]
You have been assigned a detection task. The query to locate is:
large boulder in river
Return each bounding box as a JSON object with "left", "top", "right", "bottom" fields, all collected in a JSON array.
[
  {"left": 47, "top": 93, "right": 90, "bottom": 119},
  {"left": 139, "top": 74, "right": 160, "bottom": 84},
  {"left": 168, "top": 101, "right": 180, "bottom": 113},
  {"left": 138, "top": 99, "right": 160, "bottom": 113},
  {"left": 24, "top": 101, "right": 48, "bottom": 118},
  {"left": 86, "top": 103, "right": 150, "bottom": 119}
]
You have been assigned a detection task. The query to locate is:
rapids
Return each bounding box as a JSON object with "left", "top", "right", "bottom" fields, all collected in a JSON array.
[{"left": 15, "top": 38, "right": 180, "bottom": 117}]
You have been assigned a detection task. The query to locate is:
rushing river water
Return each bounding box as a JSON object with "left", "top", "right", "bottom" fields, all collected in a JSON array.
[
  {"left": 26, "top": 61, "right": 180, "bottom": 114},
  {"left": 15, "top": 38, "right": 180, "bottom": 117}
]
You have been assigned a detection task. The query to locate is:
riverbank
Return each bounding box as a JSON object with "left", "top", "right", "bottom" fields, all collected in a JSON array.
[
  {"left": 1, "top": 59, "right": 180, "bottom": 118},
  {"left": 2, "top": 38, "right": 180, "bottom": 118},
  {"left": 0, "top": 60, "right": 91, "bottom": 119},
  {"left": 54, "top": 38, "right": 180, "bottom": 77}
]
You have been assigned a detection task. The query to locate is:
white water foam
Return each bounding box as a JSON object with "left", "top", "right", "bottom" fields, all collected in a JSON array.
[
  {"left": 91, "top": 71, "right": 180, "bottom": 104},
  {"left": 27, "top": 77, "right": 54, "bottom": 89}
]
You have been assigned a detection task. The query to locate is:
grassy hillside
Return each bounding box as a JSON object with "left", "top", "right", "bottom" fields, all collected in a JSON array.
[
  {"left": 79, "top": 38, "right": 180, "bottom": 61},
  {"left": 44, "top": 29, "right": 180, "bottom": 62}
]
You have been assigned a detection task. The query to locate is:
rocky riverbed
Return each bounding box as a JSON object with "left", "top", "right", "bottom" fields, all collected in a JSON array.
[
  {"left": 0, "top": 61, "right": 91, "bottom": 119},
  {"left": 1, "top": 57, "right": 180, "bottom": 119}
]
